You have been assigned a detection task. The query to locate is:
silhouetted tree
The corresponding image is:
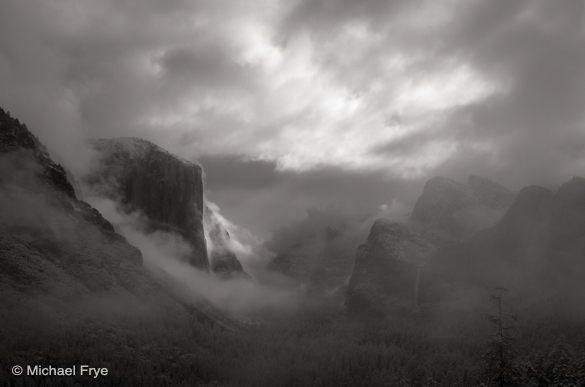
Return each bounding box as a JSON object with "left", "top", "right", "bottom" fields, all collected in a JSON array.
[{"left": 484, "top": 287, "right": 520, "bottom": 386}]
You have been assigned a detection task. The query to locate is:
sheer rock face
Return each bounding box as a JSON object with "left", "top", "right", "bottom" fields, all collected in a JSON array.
[
  {"left": 346, "top": 220, "right": 435, "bottom": 316},
  {"left": 411, "top": 176, "right": 515, "bottom": 245},
  {"left": 87, "top": 138, "right": 209, "bottom": 269},
  {"left": 204, "top": 205, "right": 245, "bottom": 276}
]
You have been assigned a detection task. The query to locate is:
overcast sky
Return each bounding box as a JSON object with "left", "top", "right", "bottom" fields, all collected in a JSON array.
[{"left": 1, "top": 0, "right": 584, "bottom": 238}]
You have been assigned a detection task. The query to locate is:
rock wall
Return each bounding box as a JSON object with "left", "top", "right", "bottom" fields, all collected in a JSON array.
[
  {"left": 346, "top": 220, "right": 434, "bottom": 315},
  {"left": 86, "top": 138, "right": 209, "bottom": 269}
]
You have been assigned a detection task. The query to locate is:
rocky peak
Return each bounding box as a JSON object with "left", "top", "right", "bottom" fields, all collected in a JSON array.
[
  {"left": 411, "top": 177, "right": 470, "bottom": 223},
  {"left": 0, "top": 108, "right": 43, "bottom": 152},
  {"left": 411, "top": 175, "right": 514, "bottom": 244},
  {"left": 500, "top": 186, "right": 553, "bottom": 227},
  {"left": 554, "top": 176, "right": 585, "bottom": 204},
  {"left": 475, "top": 185, "right": 553, "bottom": 263},
  {"left": 486, "top": 179, "right": 585, "bottom": 250},
  {"left": 0, "top": 108, "right": 116, "bottom": 233}
]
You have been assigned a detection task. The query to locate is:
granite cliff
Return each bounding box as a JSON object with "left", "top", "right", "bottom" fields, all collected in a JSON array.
[
  {"left": 86, "top": 138, "right": 209, "bottom": 269},
  {"left": 86, "top": 138, "right": 246, "bottom": 276},
  {"left": 346, "top": 220, "right": 434, "bottom": 315}
]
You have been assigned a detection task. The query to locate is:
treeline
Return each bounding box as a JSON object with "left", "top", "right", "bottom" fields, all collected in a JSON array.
[{"left": 1, "top": 308, "right": 585, "bottom": 386}]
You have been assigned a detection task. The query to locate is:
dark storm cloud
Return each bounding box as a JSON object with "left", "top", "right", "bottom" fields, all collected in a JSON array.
[
  {"left": 278, "top": 0, "right": 408, "bottom": 36},
  {"left": 1, "top": 0, "right": 584, "bottom": 238},
  {"left": 155, "top": 39, "right": 258, "bottom": 92}
]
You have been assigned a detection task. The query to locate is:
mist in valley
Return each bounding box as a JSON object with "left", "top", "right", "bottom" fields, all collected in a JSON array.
[
  {"left": 85, "top": 195, "right": 302, "bottom": 317},
  {"left": 2, "top": 0, "right": 585, "bottom": 386}
]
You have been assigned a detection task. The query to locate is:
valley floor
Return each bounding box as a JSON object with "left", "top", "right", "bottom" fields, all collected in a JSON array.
[{"left": 2, "top": 303, "right": 584, "bottom": 387}]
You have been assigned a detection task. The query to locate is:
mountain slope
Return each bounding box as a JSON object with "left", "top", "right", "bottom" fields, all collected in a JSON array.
[
  {"left": 0, "top": 108, "right": 234, "bottom": 385},
  {"left": 0, "top": 107, "right": 197, "bottom": 312}
]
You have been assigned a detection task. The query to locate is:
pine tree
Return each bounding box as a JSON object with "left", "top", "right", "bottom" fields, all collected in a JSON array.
[{"left": 484, "top": 287, "right": 520, "bottom": 386}]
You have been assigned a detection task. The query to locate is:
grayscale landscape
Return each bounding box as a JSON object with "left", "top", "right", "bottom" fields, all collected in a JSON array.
[{"left": 1, "top": 1, "right": 585, "bottom": 386}]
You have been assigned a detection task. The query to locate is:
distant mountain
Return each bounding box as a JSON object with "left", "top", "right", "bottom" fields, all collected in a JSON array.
[
  {"left": 430, "top": 185, "right": 552, "bottom": 289},
  {"left": 349, "top": 173, "right": 585, "bottom": 316},
  {"left": 411, "top": 175, "right": 515, "bottom": 245},
  {"left": 426, "top": 176, "right": 585, "bottom": 312},
  {"left": 347, "top": 175, "right": 514, "bottom": 315}
]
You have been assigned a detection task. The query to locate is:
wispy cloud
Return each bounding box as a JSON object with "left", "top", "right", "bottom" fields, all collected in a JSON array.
[{"left": 1, "top": 0, "right": 584, "bottom": 233}]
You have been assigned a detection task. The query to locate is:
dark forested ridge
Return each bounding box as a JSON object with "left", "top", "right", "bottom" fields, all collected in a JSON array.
[
  {"left": 1, "top": 108, "right": 585, "bottom": 386},
  {"left": 2, "top": 305, "right": 585, "bottom": 386}
]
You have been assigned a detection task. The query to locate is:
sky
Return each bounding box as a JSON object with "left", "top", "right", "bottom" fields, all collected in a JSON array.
[{"left": 1, "top": 0, "right": 584, "bottom": 238}]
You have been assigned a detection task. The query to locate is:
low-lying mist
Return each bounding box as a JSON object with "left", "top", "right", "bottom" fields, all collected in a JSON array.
[
  {"left": 264, "top": 201, "right": 411, "bottom": 292},
  {"left": 85, "top": 196, "right": 302, "bottom": 317}
]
